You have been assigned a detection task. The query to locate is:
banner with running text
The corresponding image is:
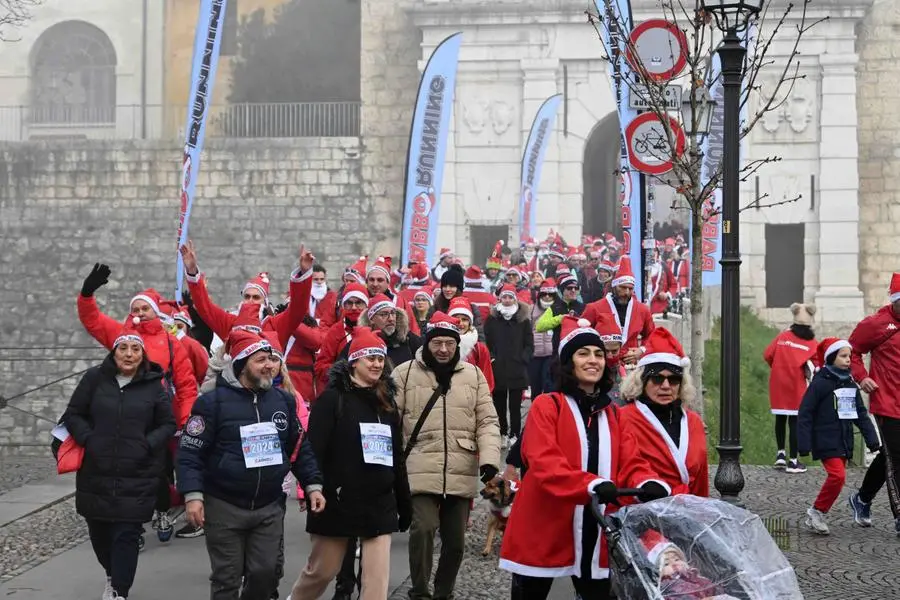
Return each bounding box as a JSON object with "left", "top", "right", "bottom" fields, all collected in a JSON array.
[
  {"left": 400, "top": 32, "right": 462, "bottom": 266},
  {"left": 700, "top": 25, "right": 754, "bottom": 287},
  {"left": 519, "top": 94, "right": 562, "bottom": 241},
  {"left": 174, "top": 0, "right": 229, "bottom": 301},
  {"left": 597, "top": 0, "right": 642, "bottom": 298}
]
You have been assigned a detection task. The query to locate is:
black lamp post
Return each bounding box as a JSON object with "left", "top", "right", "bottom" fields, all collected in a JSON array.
[{"left": 700, "top": 0, "right": 763, "bottom": 503}]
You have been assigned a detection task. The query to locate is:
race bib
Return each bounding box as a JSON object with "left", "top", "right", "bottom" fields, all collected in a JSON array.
[
  {"left": 835, "top": 388, "right": 858, "bottom": 420},
  {"left": 360, "top": 423, "right": 393, "bottom": 467},
  {"left": 239, "top": 422, "right": 283, "bottom": 469}
]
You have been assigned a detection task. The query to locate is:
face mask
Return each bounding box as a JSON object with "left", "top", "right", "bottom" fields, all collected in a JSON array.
[
  {"left": 343, "top": 308, "right": 363, "bottom": 324},
  {"left": 311, "top": 282, "right": 327, "bottom": 301},
  {"left": 540, "top": 299, "right": 554, "bottom": 309},
  {"left": 497, "top": 303, "right": 518, "bottom": 319}
]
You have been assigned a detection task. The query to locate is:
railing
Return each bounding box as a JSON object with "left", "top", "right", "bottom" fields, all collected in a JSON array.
[{"left": 0, "top": 102, "right": 361, "bottom": 141}]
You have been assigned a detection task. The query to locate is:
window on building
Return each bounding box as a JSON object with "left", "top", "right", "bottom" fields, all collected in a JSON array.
[
  {"left": 30, "top": 21, "right": 117, "bottom": 125},
  {"left": 470, "top": 226, "right": 509, "bottom": 268},
  {"left": 765, "top": 223, "right": 805, "bottom": 308},
  {"left": 220, "top": 0, "right": 238, "bottom": 57}
]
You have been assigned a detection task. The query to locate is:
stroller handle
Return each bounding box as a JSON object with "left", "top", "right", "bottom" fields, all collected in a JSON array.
[{"left": 590, "top": 488, "right": 642, "bottom": 525}]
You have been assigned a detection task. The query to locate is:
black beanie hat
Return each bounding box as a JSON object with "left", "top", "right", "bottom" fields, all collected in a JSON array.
[{"left": 440, "top": 264, "right": 465, "bottom": 290}]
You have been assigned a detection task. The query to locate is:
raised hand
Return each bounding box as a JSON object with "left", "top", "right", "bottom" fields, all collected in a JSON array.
[
  {"left": 180, "top": 240, "right": 199, "bottom": 276},
  {"left": 81, "top": 263, "right": 111, "bottom": 297},
  {"left": 299, "top": 244, "right": 316, "bottom": 273}
]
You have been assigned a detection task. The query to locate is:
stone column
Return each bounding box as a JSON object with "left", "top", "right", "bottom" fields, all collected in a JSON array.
[
  {"left": 814, "top": 53, "right": 865, "bottom": 324},
  {"left": 520, "top": 57, "right": 560, "bottom": 245}
]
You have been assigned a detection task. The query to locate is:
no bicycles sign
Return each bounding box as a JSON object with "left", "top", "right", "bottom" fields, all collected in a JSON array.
[{"left": 625, "top": 112, "right": 686, "bottom": 176}]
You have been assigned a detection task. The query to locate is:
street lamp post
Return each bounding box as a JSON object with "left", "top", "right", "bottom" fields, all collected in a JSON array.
[{"left": 700, "top": 0, "right": 763, "bottom": 503}]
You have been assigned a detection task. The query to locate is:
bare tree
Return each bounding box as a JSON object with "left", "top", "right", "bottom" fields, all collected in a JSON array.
[
  {"left": 588, "top": 0, "right": 825, "bottom": 413},
  {"left": 0, "top": 0, "right": 40, "bottom": 41}
]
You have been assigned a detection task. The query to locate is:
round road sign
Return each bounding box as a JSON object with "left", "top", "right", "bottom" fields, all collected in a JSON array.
[
  {"left": 624, "top": 112, "right": 686, "bottom": 176},
  {"left": 626, "top": 19, "right": 688, "bottom": 83}
]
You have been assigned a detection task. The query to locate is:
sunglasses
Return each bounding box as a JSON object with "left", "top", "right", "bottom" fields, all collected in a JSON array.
[
  {"left": 648, "top": 374, "right": 683, "bottom": 386},
  {"left": 564, "top": 286, "right": 580, "bottom": 292}
]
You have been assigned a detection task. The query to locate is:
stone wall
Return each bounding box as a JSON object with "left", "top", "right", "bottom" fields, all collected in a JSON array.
[
  {"left": 359, "top": 0, "right": 420, "bottom": 257},
  {"left": 857, "top": 0, "right": 900, "bottom": 312},
  {"left": 0, "top": 137, "right": 369, "bottom": 455}
]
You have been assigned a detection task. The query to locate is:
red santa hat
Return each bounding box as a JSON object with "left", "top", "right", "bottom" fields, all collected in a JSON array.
[
  {"left": 425, "top": 311, "right": 461, "bottom": 343},
  {"left": 556, "top": 269, "right": 579, "bottom": 290},
  {"left": 817, "top": 337, "right": 851, "bottom": 366},
  {"left": 341, "top": 282, "right": 369, "bottom": 306},
  {"left": 173, "top": 307, "right": 193, "bottom": 329},
  {"left": 448, "top": 297, "right": 474, "bottom": 321},
  {"left": 594, "top": 313, "right": 622, "bottom": 345},
  {"left": 638, "top": 327, "right": 690, "bottom": 369},
  {"left": 890, "top": 273, "right": 900, "bottom": 304},
  {"left": 641, "top": 530, "right": 684, "bottom": 570},
  {"left": 498, "top": 284, "right": 518, "bottom": 301},
  {"left": 243, "top": 273, "right": 271, "bottom": 300},
  {"left": 262, "top": 331, "right": 285, "bottom": 362},
  {"left": 367, "top": 256, "right": 392, "bottom": 281},
  {"left": 228, "top": 329, "right": 273, "bottom": 363},
  {"left": 347, "top": 326, "right": 387, "bottom": 362},
  {"left": 113, "top": 320, "right": 144, "bottom": 350},
  {"left": 547, "top": 245, "right": 567, "bottom": 260},
  {"left": 558, "top": 316, "right": 603, "bottom": 365},
  {"left": 598, "top": 258, "right": 618, "bottom": 274},
  {"left": 437, "top": 248, "right": 454, "bottom": 262},
  {"left": 344, "top": 256, "right": 368, "bottom": 285},
  {"left": 131, "top": 288, "right": 164, "bottom": 317},
  {"left": 367, "top": 294, "right": 395, "bottom": 319},
  {"left": 611, "top": 256, "right": 636, "bottom": 288},
  {"left": 539, "top": 278, "right": 558, "bottom": 295},
  {"left": 413, "top": 286, "right": 435, "bottom": 304},
  {"left": 464, "top": 265, "right": 484, "bottom": 286},
  {"left": 407, "top": 263, "right": 430, "bottom": 286}
]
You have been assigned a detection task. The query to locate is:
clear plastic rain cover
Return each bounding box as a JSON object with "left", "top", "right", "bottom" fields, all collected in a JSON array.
[{"left": 607, "top": 495, "right": 803, "bottom": 600}]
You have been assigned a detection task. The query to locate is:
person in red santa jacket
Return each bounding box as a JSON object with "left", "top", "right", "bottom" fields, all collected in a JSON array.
[
  {"left": 314, "top": 282, "right": 368, "bottom": 397},
  {"left": 618, "top": 327, "right": 708, "bottom": 497},
  {"left": 364, "top": 255, "right": 422, "bottom": 336},
  {"left": 582, "top": 256, "right": 655, "bottom": 368},
  {"left": 763, "top": 303, "right": 817, "bottom": 474},
  {"left": 448, "top": 297, "right": 494, "bottom": 391},
  {"left": 646, "top": 249, "right": 676, "bottom": 315},
  {"left": 161, "top": 301, "right": 209, "bottom": 387},
  {"left": 847, "top": 272, "right": 900, "bottom": 533},
  {"left": 499, "top": 316, "right": 670, "bottom": 600},
  {"left": 178, "top": 240, "right": 314, "bottom": 351},
  {"left": 667, "top": 246, "right": 690, "bottom": 294}
]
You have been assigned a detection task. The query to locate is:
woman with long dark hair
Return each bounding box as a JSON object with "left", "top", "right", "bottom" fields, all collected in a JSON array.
[{"left": 499, "top": 316, "right": 668, "bottom": 600}]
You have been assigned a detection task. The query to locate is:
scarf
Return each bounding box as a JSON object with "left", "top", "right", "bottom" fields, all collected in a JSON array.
[
  {"left": 497, "top": 303, "right": 518, "bottom": 320},
  {"left": 825, "top": 365, "right": 853, "bottom": 382},
  {"left": 422, "top": 344, "right": 459, "bottom": 394},
  {"left": 458, "top": 329, "right": 478, "bottom": 362}
]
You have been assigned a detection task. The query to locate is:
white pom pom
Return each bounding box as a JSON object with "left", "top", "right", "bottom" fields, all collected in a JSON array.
[
  {"left": 577, "top": 318, "right": 591, "bottom": 328},
  {"left": 499, "top": 240, "right": 506, "bottom": 246},
  {"left": 132, "top": 316, "right": 141, "bottom": 325},
  {"left": 681, "top": 356, "right": 691, "bottom": 367}
]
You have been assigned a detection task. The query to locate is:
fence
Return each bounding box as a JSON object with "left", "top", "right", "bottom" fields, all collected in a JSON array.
[{"left": 0, "top": 102, "right": 361, "bottom": 141}]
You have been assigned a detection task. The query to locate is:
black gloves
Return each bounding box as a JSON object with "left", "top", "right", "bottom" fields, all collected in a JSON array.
[
  {"left": 480, "top": 464, "right": 499, "bottom": 484},
  {"left": 592, "top": 481, "right": 618, "bottom": 504},
  {"left": 638, "top": 481, "right": 669, "bottom": 503},
  {"left": 181, "top": 289, "right": 194, "bottom": 309},
  {"left": 398, "top": 510, "right": 412, "bottom": 533},
  {"left": 81, "top": 263, "right": 110, "bottom": 297}
]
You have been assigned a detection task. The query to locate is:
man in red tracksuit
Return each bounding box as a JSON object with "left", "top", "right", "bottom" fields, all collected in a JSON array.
[
  {"left": 848, "top": 273, "right": 900, "bottom": 533},
  {"left": 314, "top": 282, "right": 368, "bottom": 395}
]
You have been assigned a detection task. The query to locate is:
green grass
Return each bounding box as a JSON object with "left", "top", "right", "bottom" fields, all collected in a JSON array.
[{"left": 703, "top": 307, "right": 784, "bottom": 465}]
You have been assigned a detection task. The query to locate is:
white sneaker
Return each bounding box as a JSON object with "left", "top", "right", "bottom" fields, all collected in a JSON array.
[
  {"left": 805, "top": 507, "right": 830, "bottom": 535},
  {"left": 102, "top": 577, "right": 114, "bottom": 600},
  {"left": 508, "top": 435, "right": 518, "bottom": 448}
]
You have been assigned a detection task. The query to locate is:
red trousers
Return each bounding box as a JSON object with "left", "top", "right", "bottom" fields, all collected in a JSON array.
[{"left": 813, "top": 457, "right": 847, "bottom": 513}]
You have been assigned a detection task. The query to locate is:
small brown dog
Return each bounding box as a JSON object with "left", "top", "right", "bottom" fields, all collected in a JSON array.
[{"left": 479, "top": 477, "right": 517, "bottom": 556}]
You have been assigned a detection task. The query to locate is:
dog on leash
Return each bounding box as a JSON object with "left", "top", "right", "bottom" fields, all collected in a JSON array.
[{"left": 479, "top": 477, "right": 517, "bottom": 556}]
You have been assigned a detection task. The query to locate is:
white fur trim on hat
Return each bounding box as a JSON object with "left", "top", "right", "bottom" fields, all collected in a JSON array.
[
  {"left": 242, "top": 283, "right": 268, "bottom": 299},
  {"left": 232, "top": 324, "right": 262, "bottom": 335},
  {"left": 824, "top": 339, "right": 851, "bottom": 361},
  {"left": 348, "top": 346, "right": 387, "bottom": 362},
  {"left": 428, "top": 320, "right": 460, "bottom": 334},
  {"left": 448, "top": 306, "right": 474, "bottom": 321},
  {"left": 367, "top": 263, "right": 391, "bottom": 280},
  {"left": 233, "top": 340, "right": 272, "bottom": 362},
  {"left": 413, "top": 289, "right": 433, "bottom": 302},
  {"left": 611, "top": 274, "right": 635, "bottom": 287},
  {"left": 646, "top": 541, "right": 680, "bottom": 567},
  {"left": 539, "top": 285, "right": 557, "bottom": 295},
  {"left": 342, "top": 290, "right": 368, "bottom": 305},
  {"left": 174, "top": 312, "right": 193, "bottom": 328},
  {"left": 638, "top": 352, "right": 690, "bottom": 369},
  {"left": 499, "top": 288, "right": 517, "bottom": 299},
  {"left": 890, "top": 292, "right": 900, "bottom": 304},
  {"left": 367, "top": 300, "right": 395, "bottom": 319},
  {"left": 131, "top": 294, "right": 161, "bottom": 316},
  {"left": 113, "top": 334, "right": 144, "bottom": 348},
  {"left": 558, "top": 326, "right": 600, "bottom": 358}
]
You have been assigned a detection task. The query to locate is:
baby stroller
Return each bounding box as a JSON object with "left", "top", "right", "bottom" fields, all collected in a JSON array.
[{"left": 591, "top": 491, "right": 803, "bottom": 600}]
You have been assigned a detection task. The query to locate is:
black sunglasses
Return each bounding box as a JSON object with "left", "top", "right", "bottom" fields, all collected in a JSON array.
[
  {"left": 564, "top": 285, "right": 580, "bottom": 291},
  {"left": 648, "top": 374, "right": 683, "bottom": 386}
]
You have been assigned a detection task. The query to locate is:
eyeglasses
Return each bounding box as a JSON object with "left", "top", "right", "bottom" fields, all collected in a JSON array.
[
  {"left": 564, "top": 286, "right": 580, "bottom": 292},
  {"left": 429, "top": 340, "right": 457, "bottom": 350},
  {"left": 648, "top": 374, "right": 683, "bottom": 386}
]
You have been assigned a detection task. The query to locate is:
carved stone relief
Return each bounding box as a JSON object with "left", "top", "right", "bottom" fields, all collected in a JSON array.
[
  {"left": 457, "top": 87, "right": 520, "bottom": 147},
  {"left": 753, "top": 76, "right": 818, "bottom": 143}
]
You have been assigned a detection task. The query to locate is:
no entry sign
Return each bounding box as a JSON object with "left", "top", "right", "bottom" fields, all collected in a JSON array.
[
  {"left": 625, "top": 112, "right": 686, "bottom": 176},
  {"left": 626, "top": 19, "right": 688, "bottom": 83}
]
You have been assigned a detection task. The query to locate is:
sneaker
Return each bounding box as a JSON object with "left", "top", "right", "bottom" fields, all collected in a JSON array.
[
  {"left": 805, "top": 507, "right": 830, "bottom": 535},
  {"left": 774, "top": 451, "right": 787, "bottom": 469},
  {"left": 112, "top": 593, "right": 127, "bottom": 600},
  {"left": 156, "top": 512, "right": 174, "bottom": 543},
  {"left": 848, "top": 492, "right": 872, "bottom": 527},
  {"left": 785, "top": 459, "right": 807, "bottom": 474},
  {"left": 175, "top": 523, "right": 205, "bottom": 538},
  {"left": 102, "top": 577, "right": 114, "bottom": 600},
  {"left": 508, "top": 435, "right": 518, "bottom": 449}
]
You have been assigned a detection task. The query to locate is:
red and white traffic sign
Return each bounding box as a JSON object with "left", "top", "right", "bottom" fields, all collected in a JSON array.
[
  {"left": 624, "top": 112, "right": 686, "bottom": 176},
  {"left": 626, "top": 19, "right": 688, "bottom": 83}
]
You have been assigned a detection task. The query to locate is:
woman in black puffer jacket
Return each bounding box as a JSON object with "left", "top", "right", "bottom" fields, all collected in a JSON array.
[{"left": 62, "top": 326, "right": 175, "bottom": 600}]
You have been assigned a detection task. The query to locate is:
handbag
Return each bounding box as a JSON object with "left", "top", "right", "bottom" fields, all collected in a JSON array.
[{"left": 56, "top": 435, "right": 84, "bottom": 474}]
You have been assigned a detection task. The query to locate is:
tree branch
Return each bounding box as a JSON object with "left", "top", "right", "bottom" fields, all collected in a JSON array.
[
  {"left": 0, "top": 0, "right": 40, "bottom": 41},
  {"left": 739, "top": 193, "right": 801, "bottom": 213}
]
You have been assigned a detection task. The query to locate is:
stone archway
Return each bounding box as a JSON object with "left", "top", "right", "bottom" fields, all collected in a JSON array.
[{"left": 582, "top": 112, "right": 621, "bottom": 237}]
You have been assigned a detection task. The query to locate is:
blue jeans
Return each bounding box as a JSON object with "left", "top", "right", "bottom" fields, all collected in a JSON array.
[{"left": 528, "top": 356, "right": 553, "bottom": 398}]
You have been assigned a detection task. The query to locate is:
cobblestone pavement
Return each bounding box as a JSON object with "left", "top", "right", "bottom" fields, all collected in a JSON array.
[
  {"left": 391, "top": 465, "right": 900, "bottom": 600},
  {"left": 0, "top": 455, "right": 57, "bottom": 494}
]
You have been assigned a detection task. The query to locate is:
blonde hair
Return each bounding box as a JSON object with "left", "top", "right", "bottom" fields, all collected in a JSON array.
[
  {"left": 619, "top": 366, "right": 698, "bottom": 410},
  {"left": 279, "top": 363, "right": 297, "bottom": 396}
]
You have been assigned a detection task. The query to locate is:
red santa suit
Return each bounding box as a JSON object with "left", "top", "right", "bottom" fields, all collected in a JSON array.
[
  {"left": 667, "top": 257, "right": 690, "bottom": 293},
  {"left": 462, "top": 266, "right": 497, "bottom": 324},
  {"left": 282, "top": 288, "right": 338, "bottom": 400},
  {"left": 850, "top": 278, "right": 900, "bottom": 419},
  {"left": 763, "top": 329, "right": 817, "bottom": 415},
  {"left": 313, "top": 283, "right": 368, "bottom": 397},
  {"left": 582, "top": 257, "right": 655, "bottom": 355},
  {"left": 646, "top": 261, "right": 675, "bottom": 315},
  {"left": 77, "top": 290, "right": 198, "bottom": 428},
  {"left": 161, "top": 302, "right": 209, "bottom": 386},
  {"left": 499, "top": 392, "right": 665, "bottom": 580},
  {"left": 365, "top": 257, "right": 422, "bottom": 336},
  {"left": 449, "top": 298, "right": 495, "bottom": 391}
]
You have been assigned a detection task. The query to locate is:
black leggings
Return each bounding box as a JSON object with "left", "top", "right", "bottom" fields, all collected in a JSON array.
[
  {"left": 859, "top": 416, "right": 900, "bottom": 518},
  {"left": 155, "top": 446, "right": 175, "bottom": 513},
  {"left": 774, "top": 414, "right": 798, "bottom": 458},
  {"left": 511, "top": 574, "right": 611, "bottom": 600}
]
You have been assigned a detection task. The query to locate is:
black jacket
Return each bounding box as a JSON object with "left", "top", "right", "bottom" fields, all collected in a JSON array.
[
  {"left": 798, "top": 367, "right": 879, "bottom": 460},
  {"left": 175, "top": 362, "right": 323, "bottom": 511},
  {"left": 484, "top": 302, "right": 534, "bottom": 390},
  {"left": 63, "top": 356, "right": 176, "bottom": 523},
  {"left": 306, "top": 360, "right": 411, "bottom": 538}
]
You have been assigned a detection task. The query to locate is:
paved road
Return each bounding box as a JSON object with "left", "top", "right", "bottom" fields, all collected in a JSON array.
[{"left": 0, "top": 507, "right": 410, "bottom": 599}]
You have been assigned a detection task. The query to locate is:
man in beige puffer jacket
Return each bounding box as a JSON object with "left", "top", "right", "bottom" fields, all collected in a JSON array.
[{"left": 393, "top": 311, "right": 501, "bottom": 600}]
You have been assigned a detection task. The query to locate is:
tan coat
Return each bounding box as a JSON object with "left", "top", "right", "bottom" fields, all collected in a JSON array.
[{"left": 392, "top": 349, "right": 501, "bottom": 498}]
